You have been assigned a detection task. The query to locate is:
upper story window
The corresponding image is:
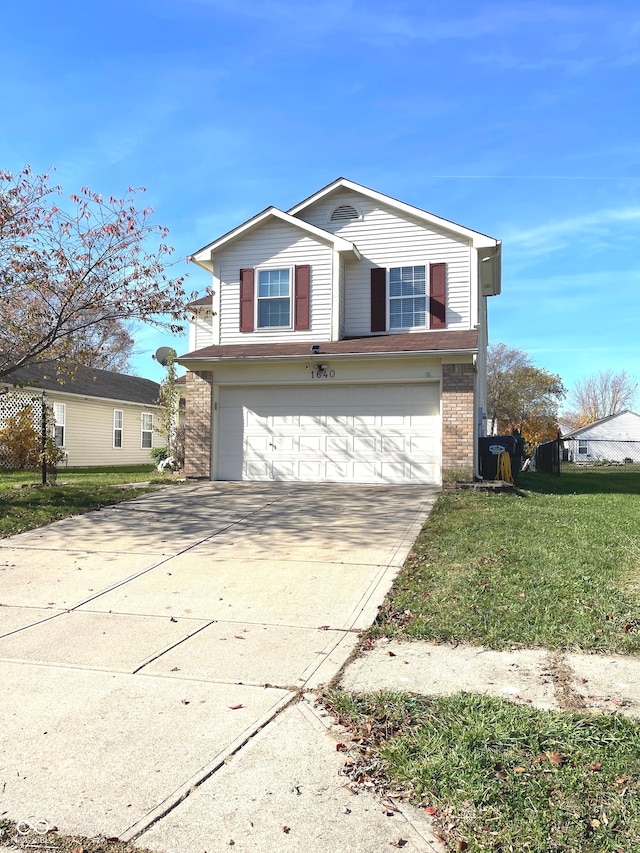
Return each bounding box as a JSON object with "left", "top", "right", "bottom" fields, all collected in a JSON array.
[
  {"left": 141, "top": 412, "right": 153, "bottom": 449},
  {"left": 389, "top": 266, "right": 427, "bottom": 329},
  {"left": 257, "top": 268, "right": 291, "bottom": 328}
]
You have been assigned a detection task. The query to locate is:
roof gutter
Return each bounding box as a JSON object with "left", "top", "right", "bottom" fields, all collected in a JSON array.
[{"left": 177, "top": 348, "right": 479, "bottom": 369}]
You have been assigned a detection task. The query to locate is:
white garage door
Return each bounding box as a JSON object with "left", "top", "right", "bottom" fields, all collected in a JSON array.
[{"left": 217, "top": 383, "right": 441, "bottom": 484}]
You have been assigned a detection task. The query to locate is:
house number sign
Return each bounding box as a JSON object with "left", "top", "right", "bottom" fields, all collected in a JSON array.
[{"left": 311, "top": 367, "right": 335, "bottom": 379}]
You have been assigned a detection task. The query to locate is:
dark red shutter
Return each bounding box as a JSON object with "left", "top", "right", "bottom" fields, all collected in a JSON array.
[
  {"left": 239, "top": 268, "right": 254, "bottom": 333},
  {"left": 370, "top": 268, "right": 386, "bottom": 333},
  {"left": 294, "top": 265, "right": 310, "bottom": 331},
  {"left": 429, "top": 263, "right": 446, "bottom": 329}
]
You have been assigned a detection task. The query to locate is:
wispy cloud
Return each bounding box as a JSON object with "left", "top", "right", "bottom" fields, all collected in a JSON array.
[{"left": 505, "top": 208, "right": 640, "bottom": 258}]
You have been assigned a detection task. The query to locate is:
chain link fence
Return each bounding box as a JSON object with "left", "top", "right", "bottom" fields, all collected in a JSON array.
[
  {"left": 534, "top": 436, "right": 640, "bottom": 475},
  {"left": 0, "top": 389, "right": 58, "bottom": 482}
]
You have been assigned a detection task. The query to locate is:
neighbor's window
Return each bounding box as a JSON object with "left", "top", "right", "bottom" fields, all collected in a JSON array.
[
  {"left": 53, "top": 402, "right": 66, "bottom": 448},
  {"left": 113, "top": 409, "right": 123, "bottom": 448},
  {"left": 257, "top": 268, "right": 291, "bottom": 328},
  {"left": 141, "top": 412, "right": 153, "bottom": 449},
  {"left": 578, "top": 439, "right": 588, "bottom": 455},
  {"left": 389, "top": 265, "right": 426, "bottom": 329}
]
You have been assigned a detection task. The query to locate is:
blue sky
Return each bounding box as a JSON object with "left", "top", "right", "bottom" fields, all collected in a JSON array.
[{"left": 2, "top": 0, "right": 639, "bottom": 405}]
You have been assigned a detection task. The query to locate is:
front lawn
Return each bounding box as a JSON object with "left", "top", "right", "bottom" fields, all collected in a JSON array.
[
  {"left": 0, "top": 466, "right": 176, "bottom": 537},
  {"left": 372, "top": 470, "right": 640, "bottom": 654},
  {"left": 325, "top": 690, "right": 640, "bottom": 853}
]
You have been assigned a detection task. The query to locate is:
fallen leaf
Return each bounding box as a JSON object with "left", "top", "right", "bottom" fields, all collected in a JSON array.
[
  {"left": 588, "top": 761, "right": 602, "bottom": 772},
  {"left": 547, "top": 751, "right": 563, "bottom": 767},
  {"left": 391, "top": 838, "right": 408, "bottom": 848},
  {"left": 282, "top": 826, "right": 291, "bottom": 834},
  {"left": 387, "top": 651, "right": 397, "bottom": 657},
  {"left": 229, "top": 704, "right": 244, "bottom": 710},
  {"left": 456, "top": 841, "right": 469, "bottom": 851},
  {"left": 319, "top": 625, "right": 330, "bottom": 630},
  {"left": 518, "top": 593, "right": 526, "bottom": 599},
  {"left": 234, "top": 635, "right": 245, "bottom": 640},
  {"left": 425, "top": 806, "right": 437, "bottom": 815},
  {"left": 181, "top": 699, "right": 190, "bottom": 705},
  {"left": 513, "top": 766, "right": 526, "bottom": 773},
  {"left": 336, "top": 742, "right": 347, "bottom": 752}
]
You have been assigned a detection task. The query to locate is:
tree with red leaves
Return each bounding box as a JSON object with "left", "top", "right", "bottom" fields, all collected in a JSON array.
[{"left": 0, "top": 165, "right": 194, "bottom": 380}]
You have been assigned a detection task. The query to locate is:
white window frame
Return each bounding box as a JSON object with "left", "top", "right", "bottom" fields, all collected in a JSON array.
[
  {"left": 578, "top": 439, "right": 588, "bottom": 455},
  {"left": 387, "top": 265, "right": 428, "bottom": 331},
  {"left": 141, "top": 412, "right": 153, "bottom": 449},
  {"left": 53, "top": 402, "right": 66, "bottom": 448},
  {"left": 255, "top": 266, "right": 292, "bottom": 330},
  {"left": 113, "top": 409, "right": 123, "bottom": 449}
]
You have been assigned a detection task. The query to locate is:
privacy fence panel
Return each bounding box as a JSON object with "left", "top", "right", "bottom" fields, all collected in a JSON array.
[{"left": 0, "top": 390, "right": 44, "bottom": 471}]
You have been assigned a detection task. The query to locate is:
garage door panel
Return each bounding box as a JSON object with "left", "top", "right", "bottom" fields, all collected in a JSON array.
[{"left": 218, "top": 383, "right": 440, "bottom": 485}]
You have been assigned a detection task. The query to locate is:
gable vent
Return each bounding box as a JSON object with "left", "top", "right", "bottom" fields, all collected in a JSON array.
[{"left": 330, "top": 203, "right": 360, "bottom": 222}]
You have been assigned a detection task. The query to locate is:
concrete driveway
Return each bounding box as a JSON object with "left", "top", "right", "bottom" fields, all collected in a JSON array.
[{"left": 0, "top": 482, "right": 439, "bottom": 852}]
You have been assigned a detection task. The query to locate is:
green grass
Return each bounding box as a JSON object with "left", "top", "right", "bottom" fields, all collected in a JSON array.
[
  {"left": 0, "top": 464, "right": 162, "bottom": 490},
  {"left": 0, "top": 483, "right": 163, "bottom": 537},
  {"left": 0, "top": 466, "right": 179, "bottom": 537},
  {"left": 324, "top": 690, "right": 640, "bottom": 853},
  {"left": 372, "top": 469, "right": 640, "bottom": 653}
]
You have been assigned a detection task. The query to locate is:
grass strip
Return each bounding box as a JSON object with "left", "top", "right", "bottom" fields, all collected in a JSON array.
[
  {"left": 0, "top": 819, "right": 156, "bottom": 853},
  {"left": 0, "top": 465, "right": 163, "bottom": 490},
  {"left": 325, "top": 690, "right": 640, "bottom": 853},
  {"left": 0, "top": 484, "right": 160, "bottom": 537},
  {"left": 373, "top": 471, "right": 640, "bottom": 653}
]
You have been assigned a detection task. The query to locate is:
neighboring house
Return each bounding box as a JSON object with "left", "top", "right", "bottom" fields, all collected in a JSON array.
[
  {"left": 179, "top": 177, "right": 502, "bottom": 485},
  {"left": 561, "top": 411, "right": 640, "bottom": 463},
  {"left": 0, "top": 364, "right": 165, "bottom": 468}
]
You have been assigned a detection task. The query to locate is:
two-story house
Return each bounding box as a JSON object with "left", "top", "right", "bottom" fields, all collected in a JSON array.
[{"left": 179, "top": 178, "right": 501, "bottom": 485}]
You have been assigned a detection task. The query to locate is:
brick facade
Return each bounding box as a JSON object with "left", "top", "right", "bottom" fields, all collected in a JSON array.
[
  {"left": 184, "top": 370, "right": 213, "bottom": 479},
  {"left": 441, "top": 362, "right": 476, "bottom": 480}
]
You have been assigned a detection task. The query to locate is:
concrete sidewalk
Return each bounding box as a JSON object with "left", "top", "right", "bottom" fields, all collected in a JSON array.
[{"left": 0, "top": 482, "right": 442, "bottom": 852}]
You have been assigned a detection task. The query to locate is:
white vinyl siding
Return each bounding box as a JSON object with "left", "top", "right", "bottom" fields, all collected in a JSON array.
[
  {"left": 191, "top": 308, "right": 214, "bottom": 350},
  {"left": 296, "top": 191, "right": 471, "bottom": 336},
  {"left": 29, "top": 395, "right": 165, "bottom": 466},
  {"left": 218, "top": 221, "right": 333, "bottom": 344}
]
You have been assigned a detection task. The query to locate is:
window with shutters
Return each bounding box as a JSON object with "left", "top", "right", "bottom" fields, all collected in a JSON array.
[
  {"left": 389, "top": 266, "right": 426, "bottom": 329},
  {"left": 257, "top": 268, "right": 291, "bottom": 328},
  {"left": 370, "top": 263, "right": 446, "bottom": 333}
]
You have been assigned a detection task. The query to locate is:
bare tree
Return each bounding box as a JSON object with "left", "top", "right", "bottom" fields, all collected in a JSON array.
[{"left": 566, "top": 370, "right": 638, "bottom": 426}]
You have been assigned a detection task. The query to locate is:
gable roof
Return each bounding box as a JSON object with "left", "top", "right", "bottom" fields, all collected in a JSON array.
[
  {"left": 289, "top": 177, "right": 501, "bottom": 249},
  {"left": 191, "top": 206, "right": 361, "bottom": 272},
  {"left": 562, "top": 410, "right": 640, "bottom": 439},
  {"left": 2, "top": 364, "right": 162, "bottom": 407}
]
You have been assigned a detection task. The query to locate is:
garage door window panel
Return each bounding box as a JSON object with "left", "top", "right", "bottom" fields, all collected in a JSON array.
[{"left": 257, "top": 268, "right": 291, "bottom": 328}]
